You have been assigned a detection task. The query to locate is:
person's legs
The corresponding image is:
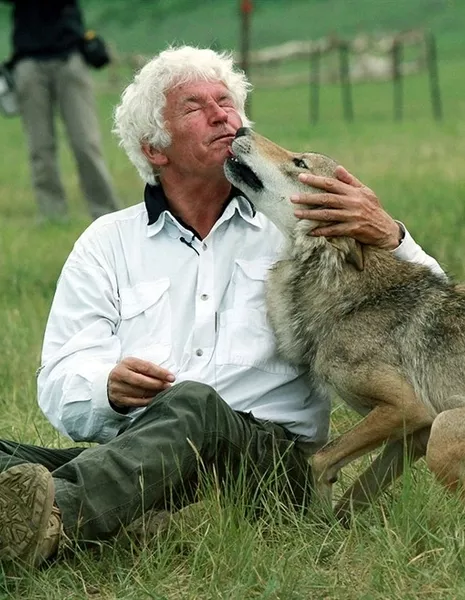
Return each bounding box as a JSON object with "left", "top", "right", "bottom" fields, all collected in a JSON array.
[
  {"left": 56, "top": 53, "right": 120, "bottom": 219},
  {"left": 0, "top": 440, "right": 85, "bottom": 472},
  {"left": 52, "top": 381, "right": 312, "bottom": 540},
  {"left": 14, "top": 59, "right": 68, "bottom": 220},
  {"left": 0, "top": 381, "right": 312, "bottom": 564}
]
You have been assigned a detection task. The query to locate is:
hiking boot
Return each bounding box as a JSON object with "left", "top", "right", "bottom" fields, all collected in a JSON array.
[{"left": 0, "top": 464, "right": 62, "bottom": 566}]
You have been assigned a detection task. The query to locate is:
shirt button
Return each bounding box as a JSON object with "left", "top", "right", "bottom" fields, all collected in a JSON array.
[
  {"left": 200, "top": 294, "right": 209, "bottom": 301},
  {"left": 202, "top": 243, "right": 208, "bottom": 251},
  {"left": 195, "top": 349, "right": 204, "bottom": 357}
]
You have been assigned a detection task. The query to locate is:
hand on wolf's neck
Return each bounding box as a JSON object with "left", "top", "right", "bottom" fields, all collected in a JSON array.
[
  {"left": 294, "top": 167, "right": 404, "bottom": 250},
  {"left": 378, "top": 221, "right": 404, "bottom": 250}
]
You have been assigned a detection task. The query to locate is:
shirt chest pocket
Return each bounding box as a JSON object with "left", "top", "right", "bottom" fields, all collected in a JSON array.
[
  {"left": 117, "top": 279, "right": 171, "bottom": 365},
  {"left": 217, "top": 258, "right": 297, "bottom": 374},
  {"left": 230, "top": 258, "right": 273, "bottom": 310}
]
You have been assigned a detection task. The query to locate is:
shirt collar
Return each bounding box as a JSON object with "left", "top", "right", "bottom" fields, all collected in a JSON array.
[{"left": 144, "top": 182, "right": 258, "bottom": 238}]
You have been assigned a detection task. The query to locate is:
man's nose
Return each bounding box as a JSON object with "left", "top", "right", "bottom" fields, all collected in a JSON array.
[{"left": 208, "top": 102, "right": 228, "bottom": 123}]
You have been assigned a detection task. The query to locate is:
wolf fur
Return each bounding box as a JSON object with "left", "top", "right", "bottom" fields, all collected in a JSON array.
[{"left": 224, "top": 127, "right": 465, "bottom": 518}]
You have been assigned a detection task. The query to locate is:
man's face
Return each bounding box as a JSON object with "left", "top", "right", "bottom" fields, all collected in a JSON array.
[{"left": 157, "top": 80, "right": 243, "bottom": 178}]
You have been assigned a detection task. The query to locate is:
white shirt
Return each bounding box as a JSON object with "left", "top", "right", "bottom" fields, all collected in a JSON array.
[{"left": 37, "top": 191, "right": 444, "bottom": 445}]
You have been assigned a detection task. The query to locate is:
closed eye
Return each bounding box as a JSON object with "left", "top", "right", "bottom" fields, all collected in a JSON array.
[
  {"left": 293, "top": 157, "right": 308, "bottom": 169},
  {"left": 218, "top": 96, "right": 235, "bottom": 108},
  {"left": 185, "top": 104, "right": 201, "bottom": 114}
]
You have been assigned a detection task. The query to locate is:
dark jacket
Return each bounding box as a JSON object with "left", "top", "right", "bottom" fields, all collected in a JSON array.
[{"left": 1, "top": 0, "right": 85, "bottom": 64}]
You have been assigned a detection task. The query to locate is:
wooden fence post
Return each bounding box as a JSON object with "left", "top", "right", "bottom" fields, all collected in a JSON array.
[
  {"left": 425, "top": 32, "right": 442, "bottom": 121},
  {"left": 309, "top": 49, "right": 321, "bottom": 125},
  {"left": 392, "top": 39, "right": 403, "bottom": 121},
  {"left": 339, "top": 41, "right": 354, "bottom": 121}
]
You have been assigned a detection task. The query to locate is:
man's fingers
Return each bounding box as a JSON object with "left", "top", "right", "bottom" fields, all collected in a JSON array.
[
  {"left": 297, "top": 173, "right": 350, "bottom": 195},
  {"left": 294, "top": 208, "right": 345, "bottom": 222},
  {"left": 116, "top": 379, "right": 171, "bottom": 398},
  {"left": 108, "top": 378, "right": 172, "bottom": 408},
  {"left": 335, "top": 165, "right": 363, "bottom": 188},
  {"left": 291, "top": 192, "right": 348, "bottom": 209},
  {"left": 115, "top": 367, "right": 173, "bottom": 391},
  {"left": 123, "top": 357, "right": 175, "bottom": 383},
  {"left": 309, "top": 223, "right": 352, "bottom": 238},
  {"left": 108, "top": 357, "right": 176, "bottom": 409}
]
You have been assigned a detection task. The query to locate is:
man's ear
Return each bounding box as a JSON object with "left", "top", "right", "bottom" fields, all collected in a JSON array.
[{"left": 141, "top": 143, "right": 169, "bottom": 167}]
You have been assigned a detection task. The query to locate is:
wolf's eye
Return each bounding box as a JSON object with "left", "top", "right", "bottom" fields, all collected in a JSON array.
[{"left": 293, "top": 158, "right": 308, "bottom": 169}]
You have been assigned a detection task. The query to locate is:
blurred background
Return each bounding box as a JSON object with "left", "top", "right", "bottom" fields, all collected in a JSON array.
[{"left": 0, "top": 0, "right": 457, "bottom": 60}]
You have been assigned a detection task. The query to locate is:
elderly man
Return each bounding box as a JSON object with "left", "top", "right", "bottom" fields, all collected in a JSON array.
[{"left": 0, "top": 46, "right": 443, "bottom": 566}]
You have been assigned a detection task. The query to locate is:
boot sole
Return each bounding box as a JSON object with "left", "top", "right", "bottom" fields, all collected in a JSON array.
[{"left": 0, "top": 464, "right": 54, "bottom": 565}]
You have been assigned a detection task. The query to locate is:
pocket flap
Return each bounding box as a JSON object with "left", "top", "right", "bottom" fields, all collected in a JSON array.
[
  {"left": 119, "top": 279, "right": 170, "bottom": 320},
  {"left": 235, "top": 258, "right": 274, "bottom": 281}
]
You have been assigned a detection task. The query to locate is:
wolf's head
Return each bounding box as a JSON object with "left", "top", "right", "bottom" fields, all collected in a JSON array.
[{"left": 224, "top": 128, "right": 338, "bottom": 238}]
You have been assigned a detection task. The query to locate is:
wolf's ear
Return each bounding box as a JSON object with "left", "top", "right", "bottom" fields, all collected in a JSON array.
[
  {"left": 346, "top": 240, "right": 364, "bottom": 271},
  {"left": 328, "top": 238, "right": 364, "bottom": 271}
]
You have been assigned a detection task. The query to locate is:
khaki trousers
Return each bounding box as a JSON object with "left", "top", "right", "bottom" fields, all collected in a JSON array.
[
  {"left": 0, "top": 381, "right": 313, "bottom": 541},
  {"left": 14, "top": 53, "right": 120, "bottom": 220}
]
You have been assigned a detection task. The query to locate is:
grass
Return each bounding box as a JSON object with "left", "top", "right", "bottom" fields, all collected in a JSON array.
[{"left": 1, "top": 41, "right": 465, "bottom": 600}]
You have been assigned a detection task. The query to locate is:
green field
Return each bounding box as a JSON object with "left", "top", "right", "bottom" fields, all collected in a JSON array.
[
  {"left": 80, "top": 0, "right": 465, "bottom": 60},
  {"left": 1, "top": 0, "right": 465, "bottom": 59},
  {"left": 2, "top": 0, "right": 465, "bottom": 598}
]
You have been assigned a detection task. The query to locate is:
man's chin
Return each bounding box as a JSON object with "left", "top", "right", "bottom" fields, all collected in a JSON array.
[{"left": 213, "top": 147, "right": 233, "bottom": 163}]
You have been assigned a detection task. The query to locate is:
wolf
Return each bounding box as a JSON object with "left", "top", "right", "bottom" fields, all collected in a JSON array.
[{"left": 224, "top": 127, "right": 465, "bottom": 519}]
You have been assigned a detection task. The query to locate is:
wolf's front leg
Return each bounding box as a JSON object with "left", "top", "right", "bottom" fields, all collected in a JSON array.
[
  {"left": 311, "top": 401, "right": 433, "bottom": 517},
  {"left": 334, "top": 427, "right": 430, "bottom": 524},
  {"left": 311, "top": 452, "right": 335, "bottom": 515}
]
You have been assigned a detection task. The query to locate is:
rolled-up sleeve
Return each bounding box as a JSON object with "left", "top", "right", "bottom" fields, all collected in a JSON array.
[
  {"left": 392, "top": 221, "right": 445, "bottom": 278},
  {"left": 37, "top": 241, "right": 130, "bottom": 443}
]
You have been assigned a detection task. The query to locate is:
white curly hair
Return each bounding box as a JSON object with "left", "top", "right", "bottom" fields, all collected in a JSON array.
[{"left": 112, "top": 45, "right": 253, "bottom": 185}]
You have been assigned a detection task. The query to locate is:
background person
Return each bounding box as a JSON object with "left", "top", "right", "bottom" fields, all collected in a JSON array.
[
  {"left": 1, "top": 0, "right": 120, "bottom": 221},
  {"left": 0, "top": 45, "right": 444, "bottom": 567}
]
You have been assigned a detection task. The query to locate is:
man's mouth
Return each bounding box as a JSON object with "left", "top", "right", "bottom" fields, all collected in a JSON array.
[
  {"left": 225, "top": 156, "right": 263, "bottom": 191},
  {"left": 210, "top": 133, "right": 235, "bottom": 144}
]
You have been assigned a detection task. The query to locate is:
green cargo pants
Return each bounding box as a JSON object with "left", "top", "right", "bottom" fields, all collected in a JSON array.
[{"left": 0, "top": 381, "right": 312, "bottom": 540}]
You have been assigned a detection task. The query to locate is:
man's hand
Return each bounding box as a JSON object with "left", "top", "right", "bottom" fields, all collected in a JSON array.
[
  {"left": 108, "top": 357, "right": 175, "bottom": 410},
  {"left": 291, "top": 166, "right": 403, "bottom": 250}
]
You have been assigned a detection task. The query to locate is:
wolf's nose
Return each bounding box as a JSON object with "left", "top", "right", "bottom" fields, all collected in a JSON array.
[{"left": 235, "top": 127, "right": 251, "bottom": 138}]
